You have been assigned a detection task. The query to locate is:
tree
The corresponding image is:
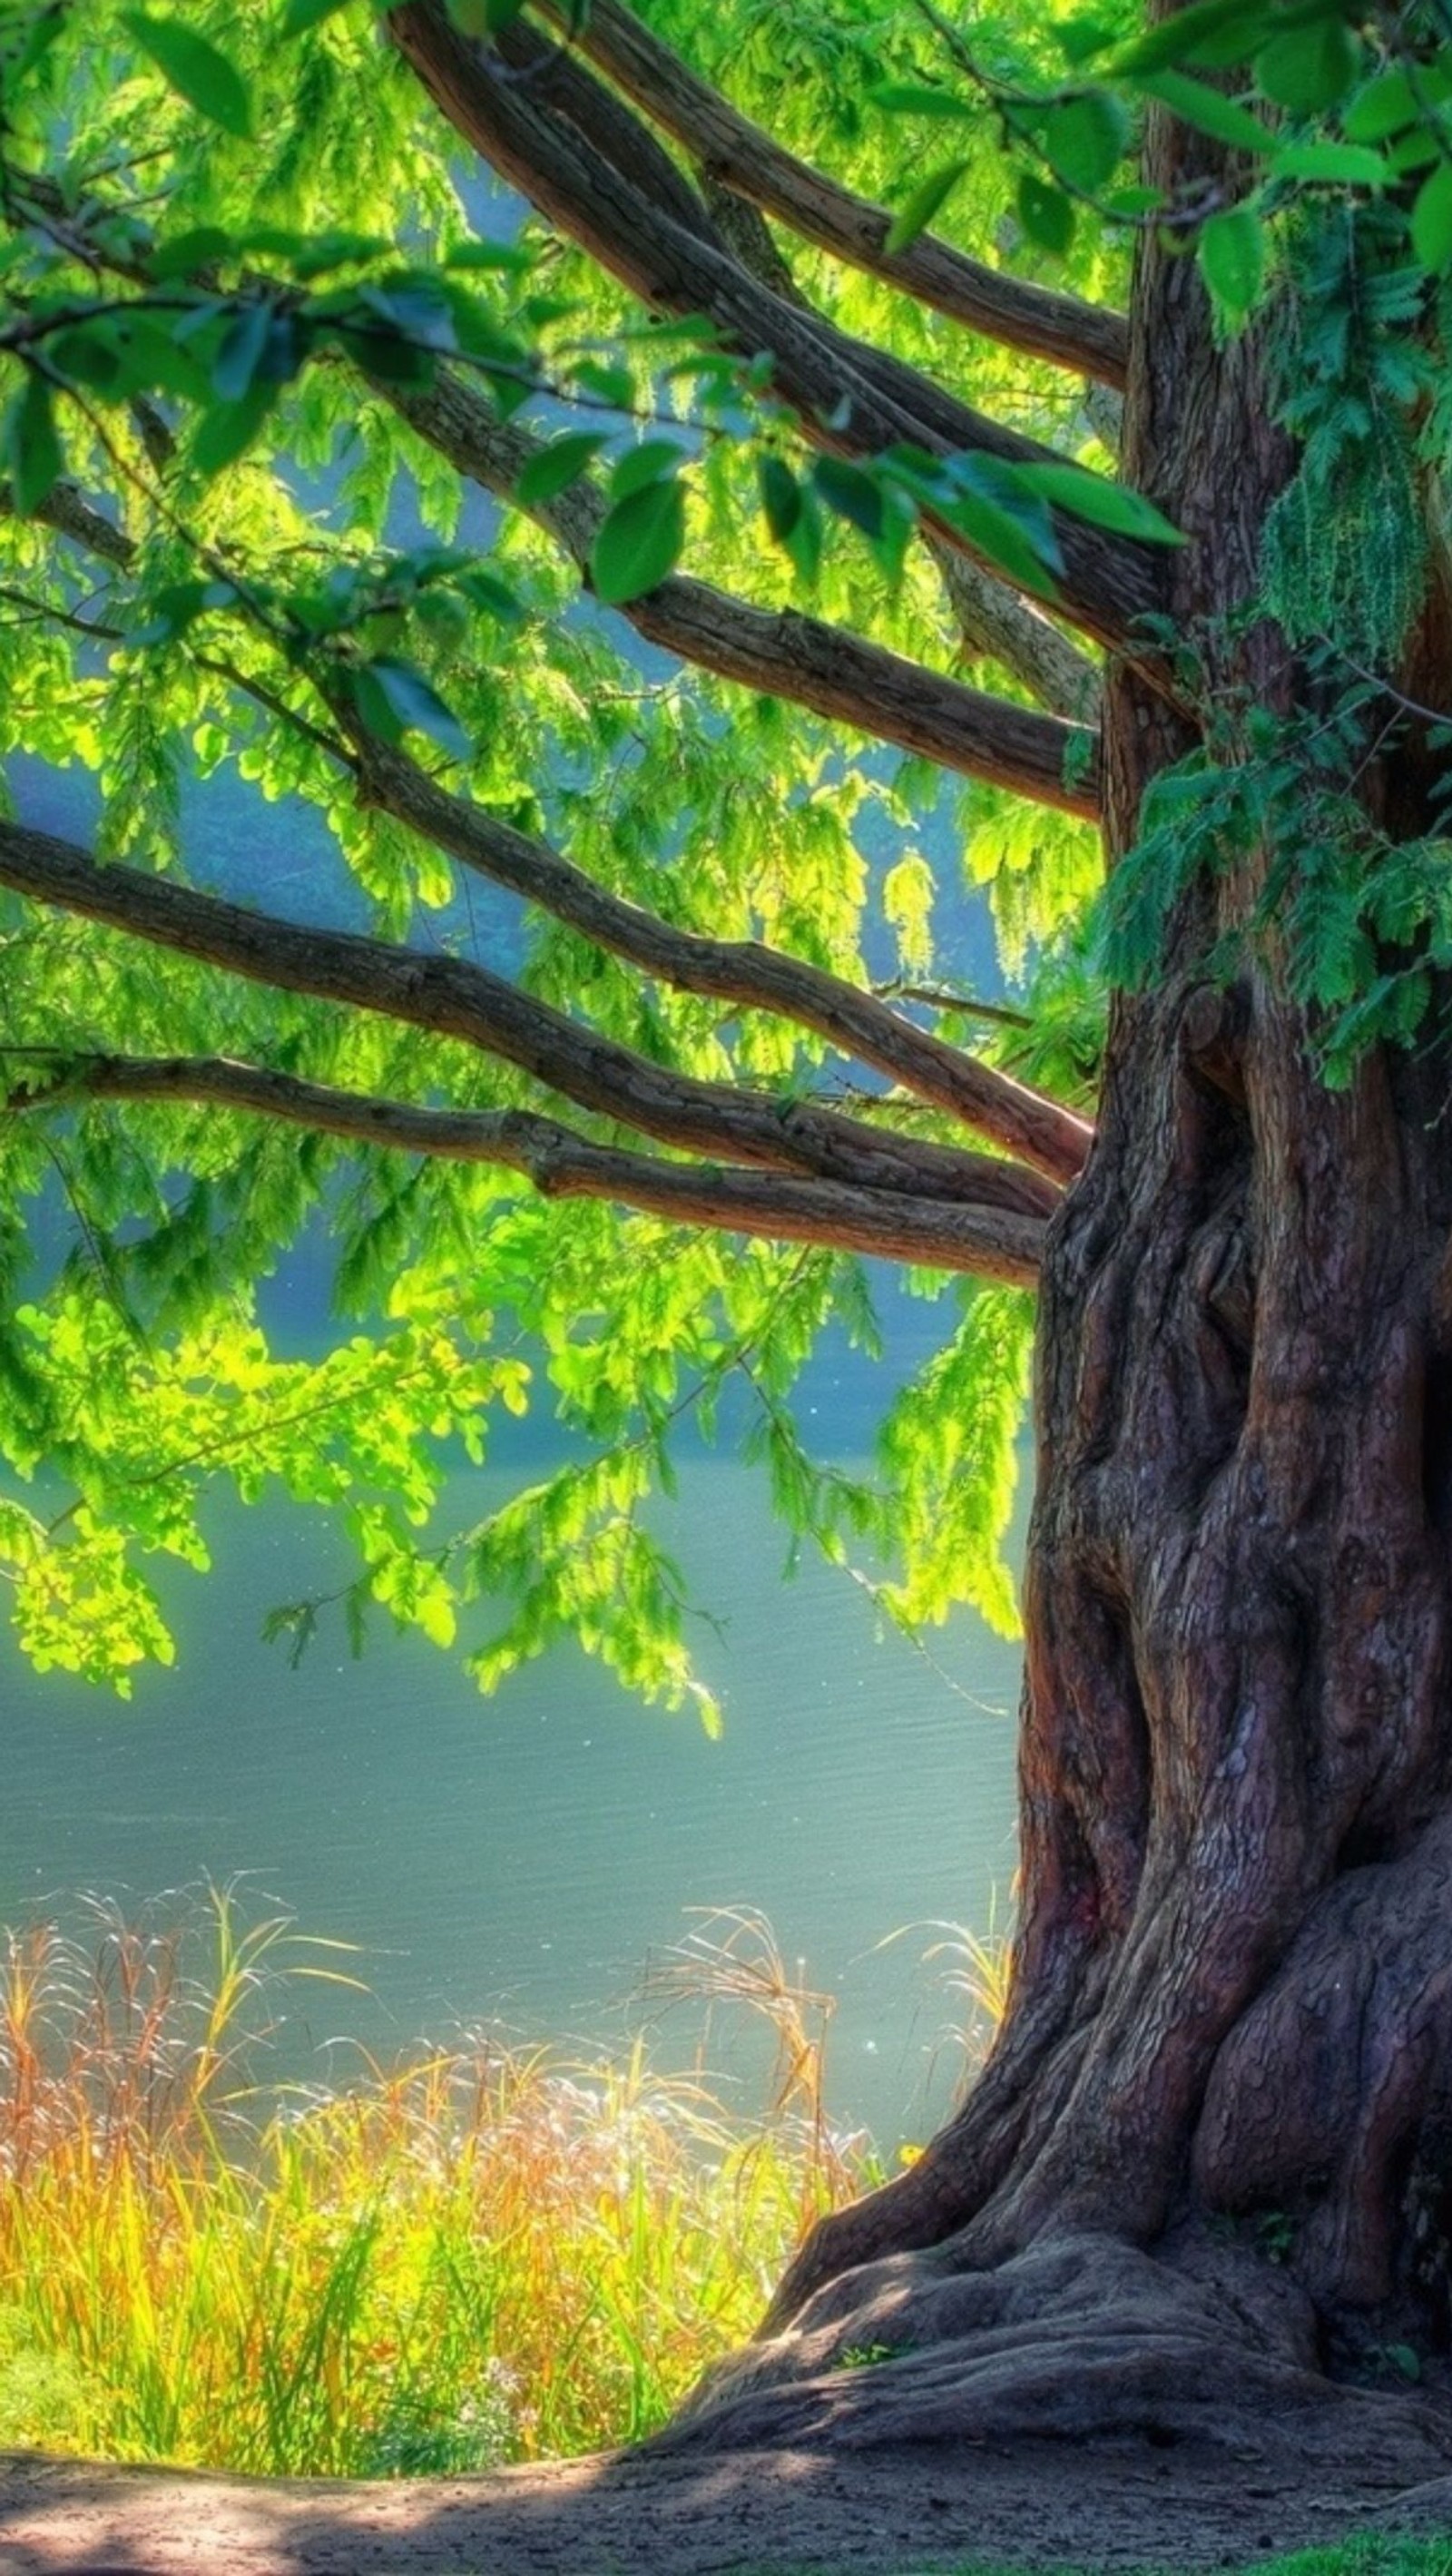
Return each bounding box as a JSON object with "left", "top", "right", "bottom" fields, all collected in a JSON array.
[{"left": 4, "top": 0, "right": 1452, "bottom": 2460}]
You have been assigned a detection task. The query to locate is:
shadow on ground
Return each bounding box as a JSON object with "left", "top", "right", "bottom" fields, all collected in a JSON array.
[{"left": 3, "top": 2438, "right": 1452, "bottom": 2576}]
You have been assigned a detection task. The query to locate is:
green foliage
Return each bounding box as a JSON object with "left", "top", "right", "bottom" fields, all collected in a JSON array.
[
  {"left": 3, "top": 0, "right": 1450, "bottom": 1721},
  {"left": 878, "top": 1287, "right": 1035, "bottom": 1640},
  {"left": 120, "top": 14, "right": 253, "bottom": 138},
  {"left": 1261, "top": 211, "right": 1432, "bottom": 669}
]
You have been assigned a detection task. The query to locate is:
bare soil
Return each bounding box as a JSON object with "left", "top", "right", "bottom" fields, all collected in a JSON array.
[{"left": 4, "top": 2433, "right": 1452, "bottom": 2576}]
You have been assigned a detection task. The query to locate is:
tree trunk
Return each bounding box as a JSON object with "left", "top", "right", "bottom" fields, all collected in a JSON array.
[{"left": 652, "top": 106, "right": 1452, "bottom": 2466}]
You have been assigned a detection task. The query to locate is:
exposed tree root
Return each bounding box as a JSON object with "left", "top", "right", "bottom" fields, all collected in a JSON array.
[{"left": 663, "top": 2228, "right": 1452, "bottom": 2471}]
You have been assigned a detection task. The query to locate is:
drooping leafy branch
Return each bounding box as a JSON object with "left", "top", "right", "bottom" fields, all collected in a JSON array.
[{"left": 4, "top": 0, "right": 1452, "bottom": 1705}]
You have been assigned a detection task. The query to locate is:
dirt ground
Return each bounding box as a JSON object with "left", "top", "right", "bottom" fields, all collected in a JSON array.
[{"left": 3, "top": 2438, "right": 1452, "bottom": 2576}]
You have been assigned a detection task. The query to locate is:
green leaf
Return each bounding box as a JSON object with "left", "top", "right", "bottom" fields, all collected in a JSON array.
[
  {"left": 212, "top": 304, "right": 272, "bottom": 402},
  {"left": 1043, "top": 91, "right": 1130, "bottom": 193},
  {"left": 149, "top": 225, "right": 231, "bottom": 280},
  {"left": 120, "top": 14, "right": 253, "bottom": 137},
  {"left": 1197, "top": 202, "right": 1265, "bottom": 329},
  {"left": 4, "top": 373, "right": 63, "bottom": 516},
  {"left": 1344, "top": 64, "right": 1452, "bottom": 143},
  {"left": 1270, "top": 139, "right": 1386, "bottom": 188},
  {"left": 1255, "top": 21, "right": 1359, "bottom": 115},
  {"left": 364, "top": 657, "right": 471, "bottom": 754},
  {"left": 1116, "top": 0, "right": 1266, "bottom": 77},
  {"left": 589, "top": 477, "right": 686, "bottom": 603},
  {"left": 1056, "top": 13, "right": 1119, "bottom": 66},
  {"left": 570, "top": 356, "right": 634, "bottom": 409},
  {"left": 1388, "top": 130, "right": 1446, "bottom": 179},
  {"left": 129, "top": 577, "right": 237, "bottom": 647},
  {"left": 280, "top": 0, "right": 352, "bottom": 27},
  {"left": 456, "top": 564, "right": 524, "bottom": 621},
  {"left": 1141, "top": 71, "right": 1270, "bottom": 152},
  {"left": 1412, "top": 161, "right": 1452, "bottom": 270},
  {"left": 885, "top": 159, "right": 970, "bottom": 254},
  {"left": 515, "top": 431, "right": 608, "bottom": 505},
  {"left": 442, "top": 240, "right": 533, "bottom": 272},
  {"left": 938, "top": 487, "right": 1058, "bottom": 599},
  {"left": 812, "top": 457, "right": 886, "bottom": 540},
  {"left": 609, "top": 438, "right": 685, "bottom": 503},
  {"left": 293, "top": 230, "right": 392, "bottom": 278},
  {"left": 758, "top": 453, "right": 801, "bottom": 545},
  {"left": 1017, "top": 172, "right": 1074, "bottom": 259},
  {"left": 869, "top": 82, "right": 976, "bottom": 120},
  {"left": 189, "top": 383, "right": 277, "bottom": 477},
  {"left": 1015, "top": 463, "right": 1186, "bottom": 547}
]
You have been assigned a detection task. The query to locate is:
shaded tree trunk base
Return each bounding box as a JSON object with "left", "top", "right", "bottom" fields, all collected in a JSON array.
[{"left": 657, "top": 2222, "right": 1452, "bottom": 2466}]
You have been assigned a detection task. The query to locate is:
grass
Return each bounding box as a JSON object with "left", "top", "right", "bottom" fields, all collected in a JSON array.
[{"left": 0, "top": 1888, "right": 899, "bottom": 2477}]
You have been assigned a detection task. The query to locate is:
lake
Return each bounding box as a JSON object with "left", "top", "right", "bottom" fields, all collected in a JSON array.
[{"left": 0, "top": 1447, "right": 1025, "bottom": 2146}]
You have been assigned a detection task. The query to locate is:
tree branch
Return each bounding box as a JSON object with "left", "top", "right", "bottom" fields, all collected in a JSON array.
[
  {"left": 338, "top": 730, "right": 1088, "bottom": 1186},
  {"left": 927, "top": 537, "right": 1102, "bottom": 723},
  {"left": 6, "top": 475, "right": 1091, "bottom": 1183},
  {"left": 535, "top": 0, "right": 1128, "bottom": 388},
  {"left": 3, "top": 1049, "right": 1045, "bottom": 1283},
  {"left": 380, "top": 371, "right": 1100, "bottom": 814},
  {"left": 672, "top": 175, "right": 1104, "bottom": 724},
  {"left": 669, "top": 172, "right": 1105, "bottom": 724},
  {"left": 0, "top": 818, "right": 1065, "bottom": 1208},
  {"left": 388, "top": 2, "right": 1163, "bottom": 654}
]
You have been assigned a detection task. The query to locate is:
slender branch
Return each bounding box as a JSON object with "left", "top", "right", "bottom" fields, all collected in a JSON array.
[
  {"left": 387, "top": 2, "right": 1163, "bottom": 654},
  {"left": 534, "top": 0, "right": 1129, "bottom": 388},
  {"left": 380, "top": 371, "right": 1099, "bottom": 816},
  {"left": 0, "top": 818, "right": 1064, "bottom": 1207},
  {"left": 3, "top": 1051, "right": 1045, "bottom": 1283},
  {"left": 874, "top": 983, "right": 1034, "bottom": 1027},
  {"left": 927, "top": 536, "right": 1102, "bottom": 723}
]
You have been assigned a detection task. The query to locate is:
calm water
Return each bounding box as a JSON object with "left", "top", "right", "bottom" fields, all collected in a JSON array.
[{"left": 0, "top": 1456, "right": 1024, "bottom": 2144}]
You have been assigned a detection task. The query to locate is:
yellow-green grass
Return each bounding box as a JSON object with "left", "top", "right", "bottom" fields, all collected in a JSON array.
[{"left": 0, "top": 1892, "right": 887, "bottom": 2476}]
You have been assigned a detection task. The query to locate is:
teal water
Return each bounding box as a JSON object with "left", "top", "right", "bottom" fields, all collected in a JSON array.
[{"left": 0, "top": 1459, "right": 1023, "bottom": 2144}]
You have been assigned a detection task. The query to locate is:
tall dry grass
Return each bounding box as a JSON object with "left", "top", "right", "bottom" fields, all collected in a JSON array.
[{"left": 0, "top": 1889, "right": 895, "bottom": 2475}]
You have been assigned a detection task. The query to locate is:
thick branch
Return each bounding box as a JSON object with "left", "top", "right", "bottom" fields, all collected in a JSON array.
[
  {"left": 381, "top": 372, "right": 1099, "bottom": 815},
  {"left": 340, "top": 731, "right": 1087, "bottom": 1186},
  {"left": 675, "top": 175, "right": 1105, "bottom": 724},
  {"left": 0, "top": 819, "right": 1062, "bottom": 1208},
  {"left": 1, "top": 478, "right": 132, "bottom": 566},
  {"left": 681, "top": 178, "right": 1104, "bottom": 724},
  {"left": 5, "top": 1052, "right": 1045, "bottom": 1282},
  {"left": 388, "top": 3, "right": 1163, "bottom": 653},
  {"left": 534, "top": 0, "right": 1128, "bottom": 388},
  {"left": 8, "top": 478, "right": 1088, "bottom": 1185}
]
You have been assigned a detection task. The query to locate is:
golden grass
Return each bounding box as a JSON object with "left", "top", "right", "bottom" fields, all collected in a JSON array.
[{"left": 0, "top": 1890, "right": 908, "bottom": 2476}]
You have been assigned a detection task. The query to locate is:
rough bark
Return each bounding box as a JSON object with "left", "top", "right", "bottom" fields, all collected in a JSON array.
[{"left": 642, "top": 93, "right": 1452, "bottom": 2460}]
